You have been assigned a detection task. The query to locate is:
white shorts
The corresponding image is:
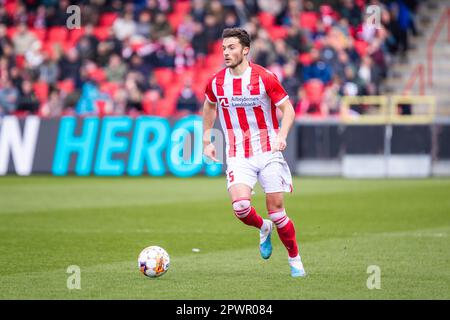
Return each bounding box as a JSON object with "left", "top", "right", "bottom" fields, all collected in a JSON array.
[{"left": 225, "top": 151, "right": 293, "bottom": 194}]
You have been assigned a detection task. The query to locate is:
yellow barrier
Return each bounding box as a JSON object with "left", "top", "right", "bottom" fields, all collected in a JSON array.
[
  {"left": 340, "top": 95, "right": 436, "bottom": 124},
  {"left": 340, "top": 96, "right": 389, "bottom": 124},
  {"left": 390, "top": 95, "right": 436, "bottom": 124}
]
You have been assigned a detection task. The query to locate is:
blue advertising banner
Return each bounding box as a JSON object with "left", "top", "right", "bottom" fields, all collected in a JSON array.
[{"left": 0, "top": 115, "right": 223, "bottom": 177}]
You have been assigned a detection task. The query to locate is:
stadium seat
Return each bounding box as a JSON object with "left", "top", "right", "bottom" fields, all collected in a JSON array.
[
  {"left": 57, "top": 79, "right": 75, "bottom": 94},
  {"left": 93, "top": 26, "right": 110, "bottom": 41},
  {"left": 33, "top": 81, "right": 49, "bottom": 103},
  {"left": 98, "top": 12, "right": 118, "bottom": 27},
  {"left": 5, "top": 0, "right": 17, "bottom": 17},
  {"left": 99, "top": 82, "right": 120, "bottom": 98},
  {"left": 258, "top": 12, "right": 275, "bottom": 29},
  {"left": 168, "top": 12, "right": 185, "bottom": 32},
  {"left": 6, "top": 27, "right": 16, "bottom": 40},
  {"left": 267, "top": 26, "right": 288, "bottom": 40},
  {"left": 47, "top": 27, "right": 68, "bottom": 43},
  {"left": 304, "top": 79, "right": 325, "bottom": 105},
  {"left": 296, "top": 79, "right": 325, "bottom": 117},
  {"left": 299, "top": 12, "right": 318, "bottom": 32},
  {"left": 353, "top": 40, "right": 368, "bottom": 57},
  {"left": 88, "top": 68, "right": 107, "bottom": 83},
  {"left": 68, "top": 28, "right": 85, "bottom": 46},
  {"left": 174, "top": 0, "right": 191, "bottom": 15},
  {"left": 154, "top": 67, "right": 175, "bottom": 88},
  {"left": 15, "top": 55, "right": 25, "bottom": 69}
]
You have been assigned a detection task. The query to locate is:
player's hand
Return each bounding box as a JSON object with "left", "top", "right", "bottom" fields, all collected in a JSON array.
[
  {"left": 272, "top": 135, "right": 287, "bottom": 153},
  {"left": 203, "top": 143, "right": 220, "bottom": 162}
]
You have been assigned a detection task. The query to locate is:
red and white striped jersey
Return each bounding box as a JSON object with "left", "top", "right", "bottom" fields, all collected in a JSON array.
[{"left": 205, "top": 62, "right": 289, "bottom": 158}]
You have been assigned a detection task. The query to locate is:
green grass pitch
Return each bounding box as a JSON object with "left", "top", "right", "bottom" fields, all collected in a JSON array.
[{"left": 0, "top": 176, "right": 449, "bottom": 299}]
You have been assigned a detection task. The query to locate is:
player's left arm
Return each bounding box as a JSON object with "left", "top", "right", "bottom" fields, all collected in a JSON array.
[{"left": 273, "top": 99, "right": 295, "bottom": 152}]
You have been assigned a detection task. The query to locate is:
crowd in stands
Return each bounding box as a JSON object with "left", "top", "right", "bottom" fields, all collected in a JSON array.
[{"left": 0, "top": 0, "right": 422, "bottom": 118}]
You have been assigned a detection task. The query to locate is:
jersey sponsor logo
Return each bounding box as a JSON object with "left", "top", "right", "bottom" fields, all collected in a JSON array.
[{"left": 219, "top": 97, "right": 229, "bottom": 108}]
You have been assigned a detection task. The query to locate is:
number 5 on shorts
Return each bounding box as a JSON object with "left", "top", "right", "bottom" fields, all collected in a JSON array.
[{"left": 228, "top": 170, "right": 234, "bottom": 183}]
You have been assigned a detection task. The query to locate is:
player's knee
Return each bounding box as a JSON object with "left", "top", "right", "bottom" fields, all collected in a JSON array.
[
  {"left": 267, "top": 199, "right": 284, "bottom": 213},
  {"left": 232, "top": 198, "right": 251, "bottom": 218},
  {"left": 268, "top": 208, "right": 290, "bottom": 228}
]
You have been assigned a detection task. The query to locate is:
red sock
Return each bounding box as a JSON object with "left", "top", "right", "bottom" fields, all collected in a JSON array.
[
  {"left": 277, "top": 220, "right": 299, "bottom": 258},
  {"left": 269, "top": 208, "right": 299, "bottom": 258},
  {"left": 233, "top": 199, "right": 263, "bottom": 229}
]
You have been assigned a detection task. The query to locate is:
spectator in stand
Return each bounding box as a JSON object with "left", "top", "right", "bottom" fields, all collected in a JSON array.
[
  {"left": 151, "top": 12, "right": 173, "bottom": 40},
  {"left": 124, "top": 73, "right": 144, "bottom": 113},
  {"left": 178, "top": 14, "right": 196, "bottom": 42},
  {"left": 302, "top": 48, "right": 332, "bottom": 84},
  {"left": 41, "top": 88, "right": 64, "bottom": 118},
  {"left": 17, "top": 80, "right": 39, "bottom": 114},
  {"left": 136, "top": 10, "right": 153, "bottom": 39},
  {"left": 339, "top": 0, "right": 362, "bottom": 28},
  {"left": 76, "top": 24, "right": 99, "bottom": 62},
  {"left": 175, "top": 80, "right": 200, "bottom": 116},
  {"left": 113, "top": 12, "right": 137, "bottom": 41},
  {"left": 144, "top": 74, "right": 165, "bottom": 100},
  {"left": 46, "top": 0, "right": 71, "bottom": 27},
  {"left": 12, "top": 23, "right": 37, "bottom": 56},
  {"left": 282, "top": 62, "right": 302, "bottom": 107},
  {"left": 357, "top": 55, "right": 382, "bottom": 95},
  {"left": 0, "top": 24, "right": 12, "bottom": 57},
  {"left": 0, "top": 78, "right": 19, "bottom": 115},
  {"left": 105, "top": 54, "right": 128, "bottom": 83},
  {"left": 0, "top": 7, "right": 13, "bottom": 26},
  {"left": 191, "top": 0, "right": 207, "bottom": 23},
  {"left": 58, "top": 48, "right": 82, "bottom": 87},
  {"left": 191, "top": 21, "right": 209, "bottom": 59}
]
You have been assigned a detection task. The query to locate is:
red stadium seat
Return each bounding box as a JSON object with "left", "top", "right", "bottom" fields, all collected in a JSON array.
[
  {"left": 33, "top": 81, "right": 49, "bottom": 103},
  {"left": 68, "top": 27, "right": 85, "bottom": 46},
  {"left": 299, "top": 12, "right": 318, "bottom": 32},
  {"left": 354, "top": 40, "right": 369, "bottom": 57},
  {"left": 174, "top": 1, "right": 191, "bottom": 15},
  {"left": 93, "top": 26, "right": 110, "bottom": 41},
  {"left": 48, "top": 27, "right": 68, "bottom": 43},
  {"left": 168, "top": 12, "right": 184, "bottom": 32},
  {"left": 154, "top": 67, "right": 175, "bottom": 88},
  {"left": 6, "top": 27, "right": 16, "bottom": 40},
  {"left": 5, "top": 1, "right": 17, "bottom": 17},
  {"left": 258, "top": 12, "right": 275, "bottom": 29},
  {"left": 88, "top": 68, "right": 106, "bottom": 83},
  {"left": 298, "top": 53, "right": 313, "bottom": 66},
  {"left": 267, "top": 26, "right": 288, "bottom": 40},
  {"left": 99, "top": 82, "right": 121, "bottom": 98},
  {"left": 99, "top": 12, "right": 118, "bottom": 27},
  {"left": 57, "top": 79, "right": 75, "bottom": 94},
  {"left": 304, "top": 79, "right": 325, "bottom": 105}
]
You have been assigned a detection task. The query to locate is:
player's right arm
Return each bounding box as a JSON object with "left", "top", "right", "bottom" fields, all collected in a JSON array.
[{"left": 202, "top": 98, "right": 220, "bottom": 162}]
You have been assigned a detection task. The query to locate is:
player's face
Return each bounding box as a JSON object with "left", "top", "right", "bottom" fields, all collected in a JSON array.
[{"left": 222, "top": 37, "right": 249, "bottom": 68}]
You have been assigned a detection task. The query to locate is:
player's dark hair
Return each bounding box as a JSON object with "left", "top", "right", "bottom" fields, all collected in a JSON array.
[{"left": 222, "top": 28, "right": 251, "bottom": 48}]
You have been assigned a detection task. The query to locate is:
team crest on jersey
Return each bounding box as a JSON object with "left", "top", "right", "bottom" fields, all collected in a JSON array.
[
  {"left": 219, "top": 97, "right": 229, "bottom": 108},
  {"left": 247, "top": 84, "right": 254, "bottom": 91}
]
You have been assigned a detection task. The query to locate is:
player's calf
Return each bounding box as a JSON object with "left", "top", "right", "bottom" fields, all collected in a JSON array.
[{"left": 268, "top": 208, "right": 306, "bottom": 277}]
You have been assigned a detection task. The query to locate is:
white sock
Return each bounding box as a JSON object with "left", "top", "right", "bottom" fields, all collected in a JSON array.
[
  {"left": 288, "top": 255, "right": 303, "bottom": 265},
  {"left": 260, "top": 219, "right": 270, "bottom": 232}
]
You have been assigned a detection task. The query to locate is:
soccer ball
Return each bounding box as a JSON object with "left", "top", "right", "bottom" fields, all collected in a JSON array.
[{"left": 138, "top": 246, "right": 170, "bottom": 278}]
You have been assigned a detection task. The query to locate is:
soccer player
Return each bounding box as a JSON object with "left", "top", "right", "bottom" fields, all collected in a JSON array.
[{"left": 202, "top": 28, "right": 306, "bottom": 277}]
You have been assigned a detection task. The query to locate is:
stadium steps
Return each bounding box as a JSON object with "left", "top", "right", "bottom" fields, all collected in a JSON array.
[{"left": 383, "top": 0, "right": 450, "bottom": 117}]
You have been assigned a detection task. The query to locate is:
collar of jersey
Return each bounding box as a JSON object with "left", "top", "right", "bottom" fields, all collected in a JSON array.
[{"left": 227, "top": 63, "right": 251, "bottom": 78}]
